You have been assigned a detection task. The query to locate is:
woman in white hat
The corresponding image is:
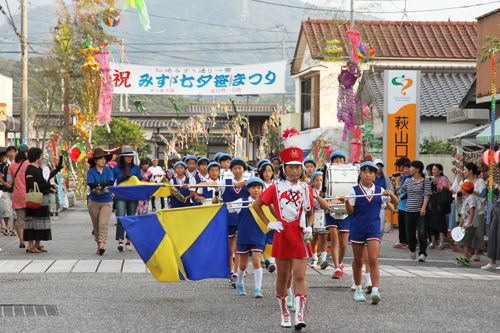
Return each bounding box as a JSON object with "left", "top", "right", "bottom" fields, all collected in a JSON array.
[{"left": 112, "top": 146, "right": 142, "bottom": 252}]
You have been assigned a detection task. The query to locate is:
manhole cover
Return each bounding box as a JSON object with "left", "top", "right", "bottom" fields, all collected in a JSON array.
[{"left": 0, "top": 305, "right": 59, "bottom": 317}]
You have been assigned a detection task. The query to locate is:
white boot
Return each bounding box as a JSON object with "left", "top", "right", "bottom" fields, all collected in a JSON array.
[
  {"left": 294, "top": 295, "right": 307, "bottom": 330},
  {"left": 277, "top": 294, "right": 291, "bottom": 328}
]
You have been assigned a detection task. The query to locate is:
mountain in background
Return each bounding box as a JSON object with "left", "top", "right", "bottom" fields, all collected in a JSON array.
[{"left": 0, "top": 0, "right": 380, "bottom": 112}]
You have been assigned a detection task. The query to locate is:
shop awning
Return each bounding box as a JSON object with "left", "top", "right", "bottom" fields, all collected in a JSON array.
[{"left": 476, "top": 118, "right": 500, "bottom": 145}]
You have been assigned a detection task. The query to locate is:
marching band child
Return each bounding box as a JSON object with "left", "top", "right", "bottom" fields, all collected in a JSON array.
[
  {"left": 185, "top": 157, "right": 248, "bottom": 285},
  {"left": 325, "top": 151, "right": 350, "bottom": 279},
  {"left": 218, "top": 154, "right": 232, "bottom": 173},
  {"left": 253, "top": 128, "right": 314, "bottom": 330},
  {"left": 310, "top": 171, "right": 329, "bottom": 269},
  {"left": 303, "top": 158, "right": 317, "bottom": 184},
  {"left": 258, "top": 160, "right": 276, "bottom": 272},
  {"left": 185, "top": 156, "right": 201, "bottom": 206},
  {"left": 169, "top": 161, "right": 196, "bottom": 209},
  {"left": 196, "top": 157, "right": 210, "bottom": 182},
  {"left": 234, "top": 177, "right": 267, "bottom": 298},
  {"left": 194, "top": 162, "right": 220, "bottom": 204},
  {"left": 338, "top": 161, "right": 398, "bottom": 304}
]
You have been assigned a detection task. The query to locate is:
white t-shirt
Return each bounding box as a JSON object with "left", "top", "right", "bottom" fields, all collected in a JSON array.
[{"left": 148, "top": 166, "right": 164, "bottom": 182}]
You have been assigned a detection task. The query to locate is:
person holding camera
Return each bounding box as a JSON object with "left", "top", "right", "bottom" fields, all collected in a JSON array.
[{"left": 87, "top": 148, "right": 114, "bottom": 255}]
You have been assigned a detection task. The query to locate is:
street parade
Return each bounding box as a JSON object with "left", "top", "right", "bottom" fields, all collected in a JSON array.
[{"left": 0, "top": 0, "right": 499, "bottom": 332}]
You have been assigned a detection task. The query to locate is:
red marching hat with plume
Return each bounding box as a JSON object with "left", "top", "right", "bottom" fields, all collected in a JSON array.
[{"left": 279, "top": 128, "right": 303, "bottom": 165}]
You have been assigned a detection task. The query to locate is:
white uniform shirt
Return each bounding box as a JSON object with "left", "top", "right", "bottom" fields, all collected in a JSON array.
[{"left": 347, "top": 183, "right": 391, "bottom": 207}]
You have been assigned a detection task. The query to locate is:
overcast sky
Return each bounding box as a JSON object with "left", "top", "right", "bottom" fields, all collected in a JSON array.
[{"left": 302, "top": 0, "right": 500, "bottom": 21}]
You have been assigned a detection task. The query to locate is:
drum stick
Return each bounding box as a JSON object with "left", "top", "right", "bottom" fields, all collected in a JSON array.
[{"left": 324, "top": 193, "right": 385, "bottom": 200}]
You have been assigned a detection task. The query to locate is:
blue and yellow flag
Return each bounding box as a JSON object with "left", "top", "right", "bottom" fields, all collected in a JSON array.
[
  {"left": 249, "top": 205, "right": 276, "bottom": 260},
  {"left": 119, "top": 204, "right": 230, "bottom": 282},
  {"left": 109, "top": 176, "right": 171, "bottom": 201}
]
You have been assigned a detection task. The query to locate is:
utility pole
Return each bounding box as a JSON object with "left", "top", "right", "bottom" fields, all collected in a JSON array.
[
  {"left": 350, "top": 0, "right": 354, "bottom": 29},
  {"left": 20, "top": 0, "right": 28, "bottom": 143}
]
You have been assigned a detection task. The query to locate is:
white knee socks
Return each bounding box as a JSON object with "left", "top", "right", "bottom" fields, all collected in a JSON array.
[{"left": 254, "top": 268, "right": 263, "bottom": 289}]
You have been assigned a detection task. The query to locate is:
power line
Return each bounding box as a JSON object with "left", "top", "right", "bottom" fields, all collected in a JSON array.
[{"left": 249, "top": 0, "right": 500, "bottom": 14}]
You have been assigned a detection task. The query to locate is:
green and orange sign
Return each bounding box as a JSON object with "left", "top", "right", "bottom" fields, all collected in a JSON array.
[{"left": 383, "top": 71, "right": 421, "bottom": 176}]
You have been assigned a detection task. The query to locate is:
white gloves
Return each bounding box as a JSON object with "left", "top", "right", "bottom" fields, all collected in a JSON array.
[
  {"left": 303, "top": 226, "right": 312, "bottom": 235},
  {"left": 267, "top": 222, "right": 284, "bottom": 233}
]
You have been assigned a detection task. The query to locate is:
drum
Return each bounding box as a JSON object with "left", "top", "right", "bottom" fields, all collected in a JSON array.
[
  {"left": 325, "top": 163, "right": 359, "bottom": 216},
  {"left": 220, "top": 170, "right": 234, "bottom": 180},
  {"left": 313, "top": 209, "right": 326, "bottom": 232}
]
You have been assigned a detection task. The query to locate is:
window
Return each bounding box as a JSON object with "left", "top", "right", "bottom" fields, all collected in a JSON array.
[{"left": 301, "top": 74, "right": 320, "bottom": 129}]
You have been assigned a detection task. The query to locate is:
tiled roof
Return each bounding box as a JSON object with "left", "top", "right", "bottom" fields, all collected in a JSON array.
[
  {"left": 186, "top": 103, "right": 279, "bottom": 115},
  {"left": 132, "top": 119, "right": 228, "bottom": 129},
  {"left": 359, "top": 66, "right": 476, "bottom": 118},
  {"left": 300, "top": 19, "right": 477, "bottom": 60},
  {"left": 151, "top": 133, "right": 228, "bottom": 145}
]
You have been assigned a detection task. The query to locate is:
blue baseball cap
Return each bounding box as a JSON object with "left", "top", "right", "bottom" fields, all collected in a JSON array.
[
  {"left": 270, "top": 156, "right": 281, "bottom": 163},
  {"left": 257, "top": 159, "right": 270, "bottom": 169},
  {"left": 311, "top": 171, "right": 323, "bottom": 182},
  {"left": 218, "top": 153, "right": 232, "bottom": 162},
  {"left": 259, "top": 161, "right": 273, "bottom": 172},
  {"left": 198, "top": 157, "right": 210, "bottom": 165},
  {"left": 185, "top": 155, "right": 198, "bottom": 162},
  {"left": 330, "top": 151, "right": 346, "bottom": 161},
  {"left": 246, "top": 177, "right": 265, "bottom": 188},
  {"left": 359, "top": 161, "right": 379, "bottom": 171},
  {"left": 207, "top": 162, "right": 221, "bottom": 171},
  {"left": 230, "top": 157, "right": 247, "bottom": 169},
  {"left": 303, "top": 158, "right": 317, "bottom": 167},
  {"left": 174, "top": 161, "right": 187, "bottom": 169}
]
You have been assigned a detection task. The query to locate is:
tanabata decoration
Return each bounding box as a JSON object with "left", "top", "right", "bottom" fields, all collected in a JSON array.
[
  {"left": 361, "top": 124, "right": 381, "bottom": 154},
  {"left": 357, "top": 43, "right": 375, "bottom": 62},
  {"left": 487, "top": 54, "right": 497, "bottom": 233},
  {"left": 72, "top": 108, "right": 91, "bottom": 138},
  {"left": 305, "top": 139, "right": 333, "bottom": 169},
  {"left": 103, "top": 7, "right": 121, "bottom": 27},
  {"left": 324, "top": 39, "right": 343, "bottom": 61},
  {"left": 169, "top": 97, "right": 181, "bottom": 116},
  {"left": 346, "top": 29, "right": 360, "bottom": 62},
  {"left": 349, "top": 125, "right": 363, "bottom": 163},
  {"left": 337, "top": 61, "right": 360, "bottom": 141},
  {"left": 223, "top": 114, "right": 250, "bottom": 157},
  {"left": 94, "top": 44, "right": 113, "bottom": 125},
  {"left": 229, "top": 97, "right": 239, "bottom": 116},
  {"left": 124, "top": 0, "right": 151, "bottom": 31},
  {"left": 258, "top": 110, "right": 284, "bottom": 159},
  {"left": 134, "top": 100, "right": 148, "bottom": 116},
  {"left": 68, "top": 144, "right": 86, "bottom": 163}
]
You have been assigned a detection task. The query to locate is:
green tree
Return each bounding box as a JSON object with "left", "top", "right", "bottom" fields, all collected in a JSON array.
[
  {"left": 184, "top": 142, "right": 208, "bottom": 156},
  {"left": 420, "top": 136, "right": 459, "bottom": 154},
  {"left": 92, "top": 117, "right": 146, "bottom": 149},
  {"left": 137, "top": 144, "right": 153, "bottom": 160}
]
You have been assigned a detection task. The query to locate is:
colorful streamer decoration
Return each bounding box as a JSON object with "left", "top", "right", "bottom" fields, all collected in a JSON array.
[
  {"left": 324, "top": 39, "right": 343, "bottom": 61},
  {"left": 124, "top": 0, "right": 151, "bottom": 31},
  {"left": 229, "top": 97, "right": 239, "bottom": 116},
  {"left": 102, "top": 7, "right": 121, "bottom": 27},
  {"left": 337, "top": 61, "right": 360, "bottom": 141},
  {"left": 169, "top": 97, "right": 181, "bottom": 116},
  {"left": 68, "top": 144, "right": 86, "bottom": 163},
  {"left": 487, "top": 54, "right": 496, "bottom": 232},
  {"left": 357, "top": 43, "right": 375, "bottom": 62}
]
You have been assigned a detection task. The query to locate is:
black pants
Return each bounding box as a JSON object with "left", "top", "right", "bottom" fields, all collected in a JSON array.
[
  {"left": 405, "top": 211, "right": 427, "bottom": 256},
  {"left": 151, "top": 196, "right": 165, "bottom": 210},
  {"left": 398, "top": 210, "right": 407, "bottom": 244}
]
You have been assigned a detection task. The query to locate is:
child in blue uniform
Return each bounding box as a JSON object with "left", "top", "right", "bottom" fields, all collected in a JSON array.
[
  {"left": 234, "top": 177, "right": 266, "bottom": 298},
  {"left": 169, "top": 161, "right": 196, "bottom": 209},
  {"left": 185, "top": 156, "right": 201, "bottom": 206},
  {"left": 194, "top": 162, "right": 220, "bottom": 204},
  {"left": 339, "top": 161, "right": 398, "bottom": 304}
]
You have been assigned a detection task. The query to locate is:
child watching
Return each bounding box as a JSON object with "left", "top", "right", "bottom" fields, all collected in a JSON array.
[
  {"left": 339, "top": 161, "right": 398, "bottom": 304},
  {"left": 456, "top": 181, "right": 477, "bottom": 266}
]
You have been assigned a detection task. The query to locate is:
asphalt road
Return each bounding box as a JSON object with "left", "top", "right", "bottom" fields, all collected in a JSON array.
[{"left": 0, "top": 202, "right": 498, "bottom": 332}]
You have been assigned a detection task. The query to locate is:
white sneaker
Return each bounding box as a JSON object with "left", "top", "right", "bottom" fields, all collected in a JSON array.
[
  {"left": 481, "top": 263, "right": 496, "bottom": 270},
  {"left": 418, "top": 254, "right": 426, "bottom": 262},
  {"left": 350, "top": 281, "right": 356, "bottom": 291},
  {"left": 471, "top": 255, "right": 480, "bottom": 261},
  {"left": 410, "top": 252, "right": 416, "bottom": 260}
]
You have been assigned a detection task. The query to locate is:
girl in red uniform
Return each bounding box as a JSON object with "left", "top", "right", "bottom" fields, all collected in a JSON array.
[{"left": 253, "top": 128, "right": 314, "bottom": 330}]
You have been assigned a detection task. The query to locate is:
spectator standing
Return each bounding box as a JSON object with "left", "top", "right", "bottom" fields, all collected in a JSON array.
[
  {"left": 395, "top": 160, "right": 431, "bottom": 262},
  {"left": 393, "top": 158, "right": 411, "bottom": 249},
  {"left": 428, "top": 164, "right": 450, "bottom": 250},
  {"left": 482, "top": 179, "right": 500, "bottom": 269},
  {"left": 24, "top": 148, "right": 63, "bottom": 253},
  {"left": 148, "top": 158, "right": 165, "bottom": 211},
  {"left": 463, "top": 162, "right": 486, "bottom": 261},
  {"left": 373, "top": 159, "right": 394, "bottom": 238},
  {"left": 8, "top": 144, "right": 29, "bottom": 248}
]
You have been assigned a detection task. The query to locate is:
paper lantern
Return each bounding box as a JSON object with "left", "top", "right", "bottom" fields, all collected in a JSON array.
[
  {"left": 103, "top": 7, "right": 121, "bottom": 27},
  {"left": 68, "top": 144, "right": 86, "bottom": 163}
]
